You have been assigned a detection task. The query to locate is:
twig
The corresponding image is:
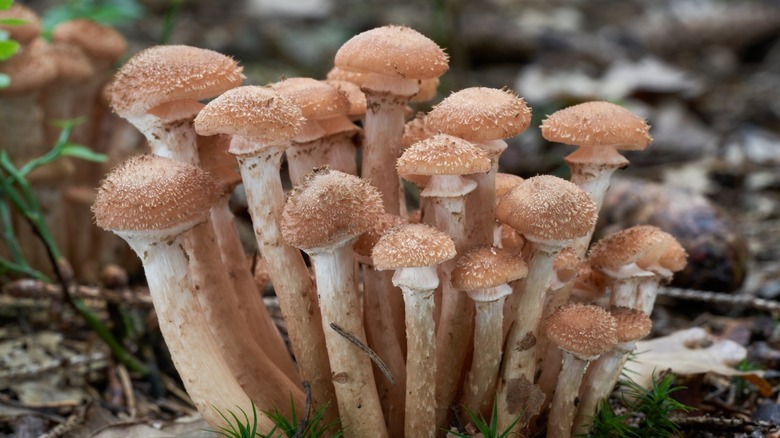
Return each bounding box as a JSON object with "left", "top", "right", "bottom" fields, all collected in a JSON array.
[
  {"left": 3, "top": 279, "right": 153, "bottom": 307},
  {"left": 659, "top": 287, "right": 780, "bottom": 314},
  {"left": 676, "top": 415, "right": 779, "bottom": 432},
  {"left": 38, "top": 403, "right": 88, "bottom": 438},
  {"left": 293, "top": 381, "right": 312, "bottom": 438},
  {"left": 116, "top": 364, "right": 137, "bottom": 418},
  {"left": 0, "top": 352, "right": 107, "bottom": 381},
  {"left": 329, "top": 322, "right": 395, "bottom": 384}
]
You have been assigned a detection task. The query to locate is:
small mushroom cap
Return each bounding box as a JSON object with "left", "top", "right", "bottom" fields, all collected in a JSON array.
[
  {"left": 335, "top": 25, "right": 449, "bottom": 80},
  {"left": 270, "top": 77, "right": 350, "bottom": 120},
  {"left": 452, "top": 246, "right": 528, "bottom": 291},
  {"left": 326, "top": 80, "right": 366, "bottom": 117},
  {"left": 588, "top": 225, "right": 667, "bottom": 272},
  {"left": 410, "top": 77, "right": 439, "bottom": 103},
  {"left": 496, "top": 175, "right": 597, "bottom": 244},
  {"left": 397, "top": 134, "right": 491, "bottom": 176},
  {"left": 637, "top": 231, "right": 688, "bottom": 274},
  {"left": 49, "top": 42, "right": 95, "bottom": 81},
  {"left": 540, "top": 101, "right": 652, "bottom": 151},
  {"left": 545, "top": 304, "right": 618, "bottom": 360},
  {"left": 0, "top": 4, "right": 41, "bottom": 44},
  {"left": 426, "top": 87, "right": 532, "bottom": 142},
  {"left": 194, "top": 86, "right": 304, "bottom": 151},
  {"left": 608, "top": 306, "right": 652, "bottom": 343},
  {"left": 52, "top": 19, "right": 126, "bottom": 61},
  {"left": 326, "top": 66, "right": 368, "bottom": 85},
  {"left": 281, "top": 168, "right": 384, "bottom": 252},
  {"left": 495, "top": 173, "right": 524, "bottom": 201},
  {"left": 197, "top": 133, "right": 241, "bottom": 193},
  {"left": 564, "top": 145, "right": 630, "bottom": 168},
  {"left": 109, "top": 45, "right": 243, "bottom": 117},
  {"left": 93, "top": 154, "right": 221, "bottom": 233},
  {"left": 554, "top": 248, "right": 582, "bottom": 283},
  {"left": 0, "top": 39, "right": 57, "bottom": 94},
  {"left": 571, "top": 262, "right": 607, "bottom": 303},
  {"left": 353, "top": 213, "right": 407, "bottom": 258},
  {"left": 147, "top": 99, "right": 205, "bottom": 123},
  {"left": 402, "top": 113, "right": 432, "bottom": 149},
  {"left": 318, "top": 115, "right": 360, "bottom": 137},
  {"left": 373, "top": 223, "right": 456, "bottom": 270}
]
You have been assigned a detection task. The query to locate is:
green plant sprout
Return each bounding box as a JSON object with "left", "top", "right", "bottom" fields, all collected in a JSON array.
[
  {"left": 41, "top": 0, "right": 142, "bottom": 36},
  {"left": 0, "top": 0, "right": 22, "bottom": 88},
  {"left": 0, "top": 118, "right": 149, "bottom": 375},
  {"left": 448, "top": 398, "right": 526, "bottom": 438}
]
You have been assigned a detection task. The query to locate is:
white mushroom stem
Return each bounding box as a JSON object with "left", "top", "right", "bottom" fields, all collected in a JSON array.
[
  {"left": 573, "top": 342, "right": 636, "bottom": 436},
  {"left": 183, "top": 221, "right": 305, "bottom": 414},
  {"left": 361, "top": 263, "right": 406, "bottom": 438},
  {"left": 125, "top": 113, "right": 198, "bottom": 164},
  {"left": 466, "top": 140, "right": 507, "bottom": 246},
  {"left": 118, "top": 229, "right": 273, "bottom": 431},
  {"left": 308, "top": 244, "right": 387, "bottom": 438},
  {"left": 326, "top": 131, "right": 358, "bottom": 175},
  {"left": 394, "top": 265, "right": 439, "bottom": 438},
  {"left": 209, "top": 197, "right": 299, "bottom": 382},
  {"left": 461, "top": 285, "right": 511, "bottom": 415},
  {"left": 497, "top": 241, "right": 561, "bottom": 431},
  {"left": 547, "top": 351, "right": 591, "bottom": 438},
  {"left": 535, "top": 281, "right": 576, "bottom": 403},
  {"left": 605, "top": 264, "right": 655, "bottom": 308},
  {"left": 235, "top": 143, "right": 335, "bottom": 414},
  {"left": 362, "top": 92, "right": 407, "bottom": 215},
  {"left": 635, "top": 276, "right": 663, "bottom": 314}
]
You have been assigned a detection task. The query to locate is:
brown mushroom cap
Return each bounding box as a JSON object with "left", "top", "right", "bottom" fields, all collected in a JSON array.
[
  {"left": 588, "top": 225, "right": 667, "bottom": 272},
  {"left": 545, "top": 304, "right": 618, "bottom": 360},
  {"left": 334, "top": 25, "right": 448, "bottom": 80},
  {"left": 52, "top": 19, "right": 126, "bottom": 62},
  {"left": 93, "top": 154, "right": 220, "bottom": 232},
  {"left": 402, "top": 113, "right": 433, "bottom": 149},
  {"left": 49, "top": 42, "right": 95, "bottom": 81},
  {"left": 0, "top": 4, "right": 41, "bottom": 45},
  {"left": 197, "top": 134, "right": 241, "bottom": 193},
  {"left": 270, "top": 77, "right": 350, "bottom": 120},
  {"left": 326, "top": 66, "right": 368, "bottom": 85},
  {"left": 452, "top": 246, "right": 528, "bottom": 291},
  {"left": 373, "top": 223, "right": 456, "bottom": 271},
  {"left": 495, "top": 175, "right": 597, "bottom": 244},
  {"left": 426, "top": 87, "right": 532, "bottom": 143},
  {"left": 410, "top": 78, "right": 439, "bottom": 103},
  {"left": 571, "top": 262, "right": 607, "bottom": 303},
  {"left": 194, "top": 86, "right": 304, "bottom": 152},
  {"left": 636, "top": 231, "right": 688, "bottom": 274},
  {"left": 554, "top": 248, "right": 582, "bottom": 284},
  {"left": 147, "top": 99, "right": 205, "bottom": 123},
  {"left": 280, "top": 168, "right": 384, "bottom": 251},
  {"left": 495, "top": 173, "right": 524, "bottom": 201},
  {"left": 353, "top": 213, "right": 407, "bottom": 258},
  {"left": 109, "top": 45, "right": 243, "bottom": 117},
  {"left": 0, "top": 39, "right": 57, "bottom": 94},
  {"left": 540, "top": 101, "right": 652, "bottom": 151},
  {"left": 608, "top": 306, "right": 652, "bottom": 343},
  {"left": 564, "top": 145, "right": 630, "bottom": 168},
  {"left": 397, "top": 134, "right": 491, "bottom": 176},
  {"left": 326, "top": 80, "right": 367, "bottom": 117}
]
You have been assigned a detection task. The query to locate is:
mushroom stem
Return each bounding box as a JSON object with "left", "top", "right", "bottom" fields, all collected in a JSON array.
[
  {"left": 461, "top": 291, "right": 508, "bottom": 415},
  {"left": 635, "top": 276, "right": 662, "bottom": 314},
  {"left": 362, "top": 92, "right": 406, "bottom": 215},
  {"left": 396, "top": 266, "right": 439, "bottom": 438},
  {"left": 547, "top": 351, "right": 588, "bottom": 438},
  {"left": 466, "top": 140, "right": 505, "bottom": 246},
  {"left": 209, "top": 197, "right": 299, "bottom": 383},
  {"left": 124, "top": 113, "right": 198, "bottom": 164},
  {"left": 308, "top": 244, "right": 388, "bottom": 438},
  {"left": 496, "top": 242, "right": 559, "bottom": 430},
  {"left": 608, "top": 276, "right": 645, "bottom": 308},
  {"left": 566, "top": 163, "right": 620, "bottom": 257},
  {"left": 326, "top": 132, "right": 358, "bottom": 175},
  {"left": 237, "top": 148, "right": 335, "bottom": 414},
  {"left": 286, "top": 138, "right": 330, "bottom": 186},
  {"left": 120, "top": 232, "right": 273, "bottom": 431},
  {"left": 183, "top": 221, "right": 305, "bottom": 414}
]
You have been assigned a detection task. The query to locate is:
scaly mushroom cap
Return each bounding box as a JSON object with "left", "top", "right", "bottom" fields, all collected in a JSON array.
[
  {"left": 397, "top": 134, "right": 491, "bottom": 177},
  {"left": 147, "top": 99, "right": 205, "bottom": 123},
  {"left": 194, "top": 86, "right": 304, "bottom": 152},
  {"left": 334, "top": 25, "right": 449, "bottom": 80},
  {"left": 545, "top": 304, "right": 618, "bottom": 360},
  {"left": 554, "top": 248, "right": 582, "bottom": 284},
  {"left": 318, "top": 115, "right": 360, "bottom": 137},
  {"left": 495, "top": 175, "right": 597, "bottom": 244},
  {"left": 452, "top": 246, "right": 528, "bottom": 291},
  {"left": 326, "top": 66, "right": 368, "bottom": 85},
  {"left": 353, "top": 213, "right": 407, "bottom": 258},
  {"left": 52, "top": 19, "right": 126, "bottom": 62},
  {"left": 93, "top": 154, "right": 220, "bottom": 232},
  {"left": 571, "top": 262, "right": 606, "bottom": 303},
  {"left": 281, "top": 168, "right": 384, "bottom": 251},
  {"left": 495, "top": 173, "right": 524, "bottom": 202},
  {"left": 588, "top": 225, "right": 667, "bottom": 272},
  {"left": 402, "top": 113, "right": 433, "bottom": 149},
  {"left": 270, "top": 77, "right": 350, "bottom": 120},
  {"left": 197, "top": 134, "right": 241, "bottom": 193},
  {"left": 426, "top": 87, "right": 532, "bottom": 142},
  {"left": 373, "top": 224, "right": 456, "bottom": 270},
  {"left": 0, "top": 39, "right": 57, "bottom": 94},
  {"left": 0, "top": 4, "right": 41, "bottom": 44},
  {"left": 637, "top": 231, "right": 688, "bottom": 275},
  {"left": 109, "top": 45, "right": 243, "bottom": 117},
  {"left": 49, "top": 42, "right": 95, "bottom": 81},
  {"left": 541, "top": 101, "right": 652, "bottom": 151},
  {"left": 410, "top": 78, "right": 439, "bottom": 103},
  {"left": 608, "top": 306, "right": 652, "bottom": 343},
  {"left": 326, "top": 80, "right": 367, "bottom": 117}
]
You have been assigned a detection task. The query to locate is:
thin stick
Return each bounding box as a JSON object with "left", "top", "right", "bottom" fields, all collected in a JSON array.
[
  {"left": 293, "top": 382, "right": 312, "bottom": 438},
  {"left": 330, "top": 323, "right": 395, "bottom": 384},
  {"left": 659, "top": 287, "right": 780, "bottom": 313}
]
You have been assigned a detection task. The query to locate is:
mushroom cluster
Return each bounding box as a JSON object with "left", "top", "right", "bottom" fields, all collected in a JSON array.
[{"left": 68, "top": 23, "right": 690, "bottom": 437}]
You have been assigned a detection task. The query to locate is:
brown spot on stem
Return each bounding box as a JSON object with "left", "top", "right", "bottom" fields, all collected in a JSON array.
[
  {"left": 332, "top": 372, "right": 349, "bottom": 384},
  {"left": 517, "top": 331, "right": 536, "bottom": 351},
  {"left": 505, "top": 376, "right": 544, "bottom": 421}
]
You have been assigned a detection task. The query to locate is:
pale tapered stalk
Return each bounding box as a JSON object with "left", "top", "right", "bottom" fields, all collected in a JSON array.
[
  {"left": 573, "top": 342, "right": 635, "bottom": 436},
  {"left": 547, "top": 351, "right": 588, "bottom": 438},
  {"left": 120, "top": 231, "right": 273, "bottom": 431},
  {"left": 362, "top": 264, "right": 406, "bottom": 438},
  {"left": 309, "top": 245, "right": 387, "bottom": 438},
  {"left": 465, "top": 140, "right": 505, "bottom": 246},
  {"left": 635, "top": 277, "right": 662, "bottom": 314},
  {"left": 536, "top": 281, "right": 576, "bottom": 403},
  {"left": 286, "top": 139, "right": 330, "bottom": 186},
  {"left": 608, "top": 275, "right": 647, "bottom": 308},
  {"left": 326, "top": 132, "right": 358, "bottom": 175},
  {"left": 496, "top": 242, "right": 560, "bottom": 432},
  {"left": 236, "top": 148, "right": 335, "bottom": 413},
  {"left": 396, "top": 266, "right": 439, "bottom": 438},
  {"left": 126, "top": 113, "right": 198, "bottom": 164},
  {"left": 461, "top": 295, "right": 507, "bottom": 415},
  {"left": 566, "top": 157, "right": 621, "bottom": 257},
  {"left": 183, "top": 222, "right": 304, "bottom": 414},
  {"left": 210, "top": 198, "right": 299, "bottom": 383},
  {"left": 362, "top": 93, "right": 406, "bottom": 215}
]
